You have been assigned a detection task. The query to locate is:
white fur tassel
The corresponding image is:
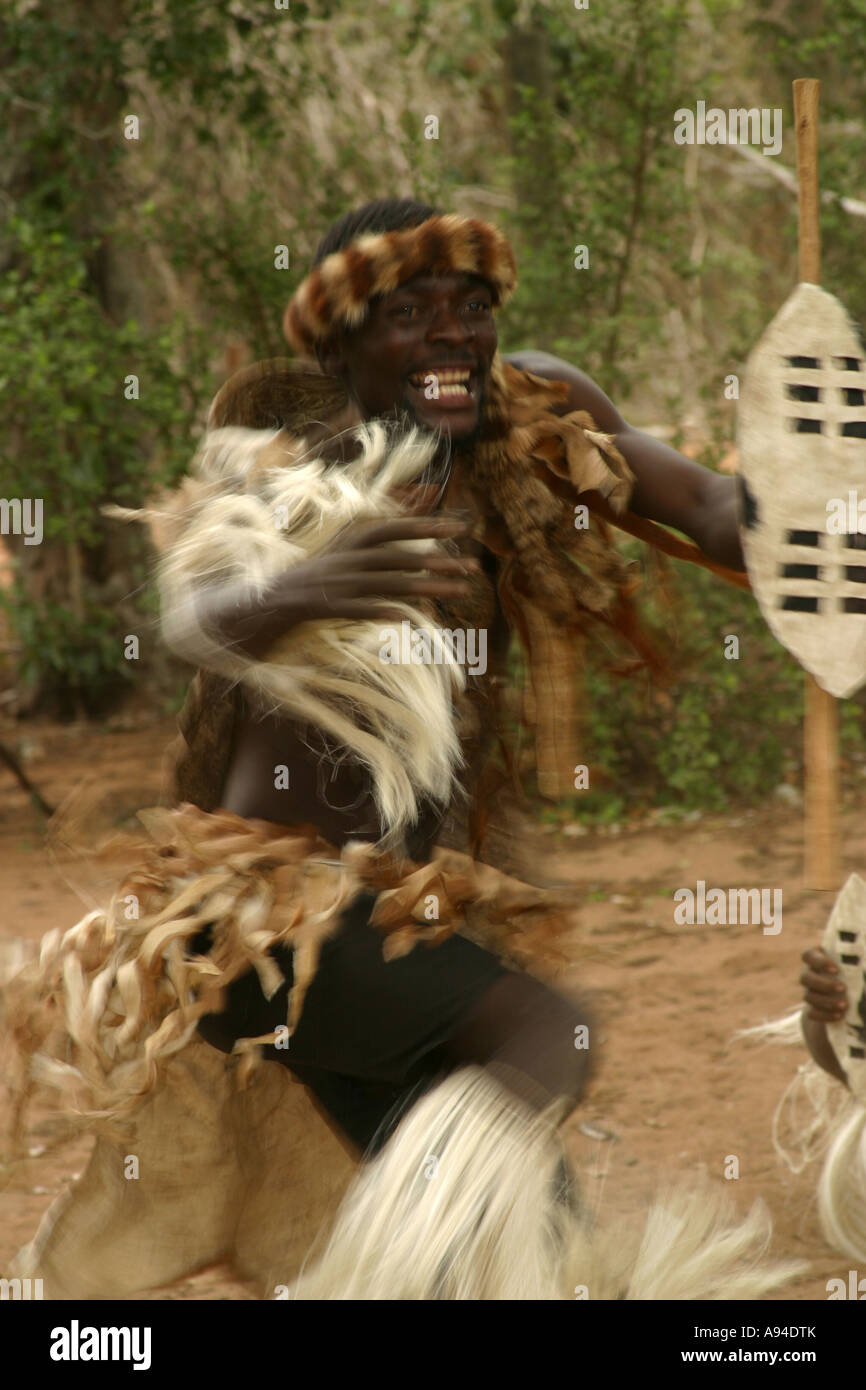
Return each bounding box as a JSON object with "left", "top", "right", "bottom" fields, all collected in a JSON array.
[
  {"left": 817, "top": 1108, "right": 866, "bottom": 1264},
  {"left": 613, "top": 1188, "right": 803, "bottom": 1301},
  {"left": 737, "top": 1006, "right": 866, "bottom": 1264},
  {"left": 288, "top": 1066, "right": 804, "bottom": 1300}
]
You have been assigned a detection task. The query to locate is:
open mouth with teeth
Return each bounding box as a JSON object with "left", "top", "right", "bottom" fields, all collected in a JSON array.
[{"left": 406, "top": 366, "right": 477, "bottom": 408}]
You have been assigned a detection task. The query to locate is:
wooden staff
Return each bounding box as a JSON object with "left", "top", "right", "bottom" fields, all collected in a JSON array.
[
  {"left": 0, "top": 735, "right": 55, "bottom": 819},
  {"left": 795, "top": 78, "right": 840, "bottom": 890}
]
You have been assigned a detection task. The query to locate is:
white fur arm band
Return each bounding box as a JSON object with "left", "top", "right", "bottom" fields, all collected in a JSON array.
[{"left": 153, "top": 421, "right": 466, "bottom": 844}]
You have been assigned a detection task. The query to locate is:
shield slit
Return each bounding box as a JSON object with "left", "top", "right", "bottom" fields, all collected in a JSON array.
[
  {"left": 781, "top": 563, "right": 820, "bottom": 579},
  {"left": 780, "top": 595, "right": 820, "bottom": 612},
  {"left": 737, "top": 476, "right": 759, "bottom": 529}
]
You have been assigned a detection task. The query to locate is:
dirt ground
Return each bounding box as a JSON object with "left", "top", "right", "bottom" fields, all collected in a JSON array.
[{"left": 0, "top": 708, "right": 859, "bottom": 1302}]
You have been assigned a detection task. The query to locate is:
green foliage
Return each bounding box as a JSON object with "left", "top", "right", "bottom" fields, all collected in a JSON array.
[
  {"left": 745, "top": 0, "right": 866, "bottom": 324},
  {"left": 495, "top": 0, "right": 698, "bottom": 397},
  {"left": 0, "top": 219, "right": 208, "bottom": 514},
  {"left": 3, "top": 0, "right": 866, "bottom": 810},
  {"left": 0, "top": 582, "right": 134, "bottom": 706},
  {"left": 0, "top": 215, "right": 211, "bottom": 706}
]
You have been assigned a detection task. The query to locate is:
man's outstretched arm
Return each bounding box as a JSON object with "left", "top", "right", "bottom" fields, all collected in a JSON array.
[{"left": 504, "top": 349, "right": 744, "bottom": 571}]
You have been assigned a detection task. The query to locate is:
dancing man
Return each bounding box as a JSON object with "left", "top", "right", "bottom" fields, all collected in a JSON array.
[{"left": 7, "top": 198, "right": 799, "bottom": 1300}]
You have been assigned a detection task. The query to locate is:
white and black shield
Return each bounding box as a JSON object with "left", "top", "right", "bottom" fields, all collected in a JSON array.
[
  {"left": 822, "top": 872, "right": 866, "bottom": 1104},
  {"left": 737, "top": 282, "right": 866, "bottom": 697}
]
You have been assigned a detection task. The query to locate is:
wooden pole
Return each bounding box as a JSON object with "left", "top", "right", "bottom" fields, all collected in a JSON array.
[
  {"left": 0, "top": 737, "right": 55, "bottom": 819},
  {"left": 794, "top": 80, "right": 821, "bottom": 284},
  {"left": 795, "top": 78, "right": 840, "bottom": 891}
]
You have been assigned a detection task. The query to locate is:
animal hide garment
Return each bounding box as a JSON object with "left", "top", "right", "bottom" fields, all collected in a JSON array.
[{"left": 3, "top": 803, "right": 576, "bottom": 1132}]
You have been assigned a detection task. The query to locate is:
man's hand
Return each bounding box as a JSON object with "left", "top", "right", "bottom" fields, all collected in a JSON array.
[
  {"left": 192, "top": 516, "right": 478, "bottom": 661},
  {"left": 799, "top": 946, "right": 849, "bottom": 1086},
  {"left": 800, "top": 946, "right": 848, "bottom": 1023}
]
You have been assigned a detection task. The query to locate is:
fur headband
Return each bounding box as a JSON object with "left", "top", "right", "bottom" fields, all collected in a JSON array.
[{"left": 283, "top": 213, "right": 518, "bottom": 357}]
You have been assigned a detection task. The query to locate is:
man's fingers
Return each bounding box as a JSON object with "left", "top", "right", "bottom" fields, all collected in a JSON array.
[
  {"left": 799, "top": 947, "right": 847, "bottom": 1017},
  {"left": 799, "top": 965, "right": 846, "bottom": 997},
  {"left": 304, "top": 573, "right": 473, "bottom": 601},
  {"left": 806, "top": 996, "right": 848, "bottom": 1021},
  {"left": 324, "top": 547, "right": 480, "bottom": 575},
  {"left": 801, "top": 947, "right": 837, "bottom": 973},
  {"left": 800, "top": 950, "right": 848, "bottom": 1020},
  {"left": 327, "top": 602, "right": 409, "bottom": 623},
  {"left": 798, "top": 949, "right": 847, "bottom": 1020},
  {"left": 340, "top": 516, "right": 472, "bottom": 549},
  {"left": 803, "top": 978, "right": 846, "bottom": 1001}
]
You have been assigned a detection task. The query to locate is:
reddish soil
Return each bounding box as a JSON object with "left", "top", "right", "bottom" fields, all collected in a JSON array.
[{"left": 0, "top": 709, "right": 858, "bottom": 1301}]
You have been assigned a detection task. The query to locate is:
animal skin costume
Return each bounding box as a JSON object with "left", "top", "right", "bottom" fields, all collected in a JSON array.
[{"left": 4, "top": 211, "right": 797, "bottom": 1301}]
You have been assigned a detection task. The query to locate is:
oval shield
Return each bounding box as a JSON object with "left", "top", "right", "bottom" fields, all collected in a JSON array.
[{"left": 737, "top": 282, "right": 866, "bottom": 697}]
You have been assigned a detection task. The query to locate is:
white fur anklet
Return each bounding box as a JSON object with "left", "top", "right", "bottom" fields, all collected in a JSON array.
[
  {"left": 287, "top": 1062, "right": 807, "bottom": 1301},
  {"left": 289, "top": 1065, "right": 581, "bottom": 1300}
]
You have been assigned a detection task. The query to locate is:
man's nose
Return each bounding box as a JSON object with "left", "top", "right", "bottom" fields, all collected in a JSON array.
[{"left": 427, "top": 305, "right": 472, "bottom": 342}]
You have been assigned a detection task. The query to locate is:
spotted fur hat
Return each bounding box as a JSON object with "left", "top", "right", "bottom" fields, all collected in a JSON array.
[{"left": 283, "top": 213, "right": 518, "bottom": 356}]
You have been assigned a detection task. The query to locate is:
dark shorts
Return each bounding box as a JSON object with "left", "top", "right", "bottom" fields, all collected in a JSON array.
[{"left": 192, "top": 891, "right": 512, "bottom": 1156}]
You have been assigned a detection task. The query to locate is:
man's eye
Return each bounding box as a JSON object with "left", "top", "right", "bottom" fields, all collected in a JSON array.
[
  {"left": 396, "top": 304, "right": 419, "bottom": 317},
  {"left": 466, "top": 300, "right": 491, "bottom": 313}
]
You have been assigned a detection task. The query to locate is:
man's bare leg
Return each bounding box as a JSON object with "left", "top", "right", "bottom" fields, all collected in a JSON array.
[{"left": 440, "top": 970, "right": 593, "bottom": 1117}]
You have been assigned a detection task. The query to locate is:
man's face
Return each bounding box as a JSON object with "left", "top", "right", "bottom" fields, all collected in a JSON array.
[{"left": 322, "top": 271, "right": 498, "bottom": 447}]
